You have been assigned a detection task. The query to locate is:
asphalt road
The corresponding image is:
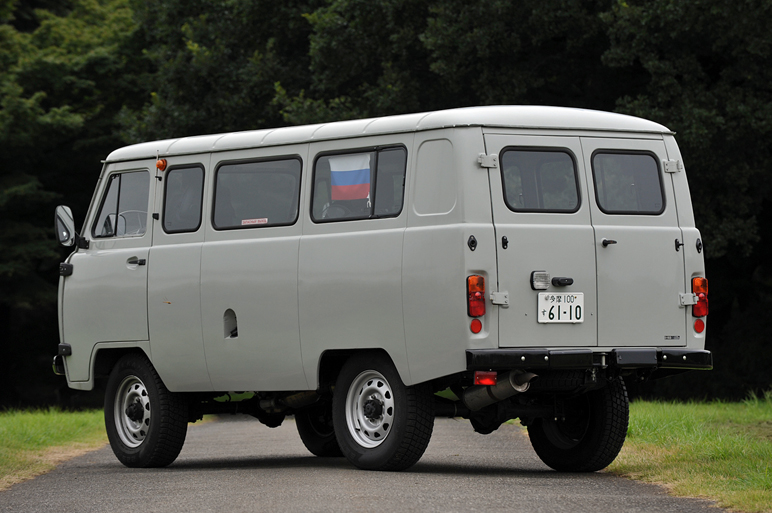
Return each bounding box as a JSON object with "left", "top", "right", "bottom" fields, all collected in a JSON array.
[{"left": 1, "top": 416, "right": 721, "bottom": 513}]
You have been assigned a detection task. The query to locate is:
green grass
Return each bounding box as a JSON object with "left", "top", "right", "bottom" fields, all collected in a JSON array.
[
  {"left": 0, "top": 408, "right": 107, "bottom": 490},
  {"left": 608, "top": 391, "right": 772, "bottom": 513}
]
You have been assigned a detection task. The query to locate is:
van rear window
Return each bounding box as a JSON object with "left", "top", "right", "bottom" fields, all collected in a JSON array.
[
  {"left": 500, "top": 149, "right": 579, "bottom": 213},
  {"left": 591, "top": 152, "right": 664, "bottom": 214},
  {"left": 312, "top": 147, "right": 406, "bottom": 222},
  {"left": 213, "top": 158, "right": 301, "bottom": 230}
]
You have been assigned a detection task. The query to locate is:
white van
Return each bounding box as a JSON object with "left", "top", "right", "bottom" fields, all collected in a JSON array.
[{"left": 54, "top": 106, "right": 711, "bottom": 472}]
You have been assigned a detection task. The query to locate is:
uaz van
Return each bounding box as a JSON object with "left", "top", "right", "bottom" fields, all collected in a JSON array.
[{"left": 53, "top": 106, "right": 712, "bottom": 472}]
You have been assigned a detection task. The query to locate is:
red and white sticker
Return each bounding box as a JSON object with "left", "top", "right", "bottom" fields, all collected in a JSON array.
[{"left": 241, "top": 218, "right": 268, "bottom": 226}]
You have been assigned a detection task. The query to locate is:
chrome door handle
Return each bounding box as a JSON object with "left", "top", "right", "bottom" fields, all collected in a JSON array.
[{"left": 602, "top": 239, "right": 617, "bottom": 247}]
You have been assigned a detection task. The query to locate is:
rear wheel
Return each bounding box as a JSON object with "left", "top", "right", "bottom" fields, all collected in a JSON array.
[
  {"left": 332, "top": 352, "right": 434, "bottom": 471},
  {"left": 527, "top": 376, "right": 629, "bottom": 472},
  {"left": 295, "top": 399, "right": 343, "bottom": 457},
  {"left": 104, "top": 353, "right": 188, "bottom": 468}
]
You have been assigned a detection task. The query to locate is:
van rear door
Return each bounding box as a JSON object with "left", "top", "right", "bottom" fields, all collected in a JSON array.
[
  {"left": 579, "top": 137, "right": 687, "bottom": 347},
  {"left": 484, "top": 134, "right": 597, "bottom": 348}
]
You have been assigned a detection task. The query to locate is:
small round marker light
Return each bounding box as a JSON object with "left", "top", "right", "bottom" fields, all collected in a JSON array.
[
  {"left": 470, "top": 319, "right": 482, "bottom": 334},
  {"left": 156, "top": 158, "right": 168, "bottom": 171},
  {"left": 694, "top": 319, "right": 705, "bottom": 333}
]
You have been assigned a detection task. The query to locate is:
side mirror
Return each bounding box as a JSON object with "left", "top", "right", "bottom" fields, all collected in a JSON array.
[{"left": 55, "top": 205, "right": 76, "bottom": 247}]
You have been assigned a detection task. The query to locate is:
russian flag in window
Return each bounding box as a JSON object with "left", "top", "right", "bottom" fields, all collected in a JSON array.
[{"left": 330, "top": 154, "right": 371, "bottom": 200}]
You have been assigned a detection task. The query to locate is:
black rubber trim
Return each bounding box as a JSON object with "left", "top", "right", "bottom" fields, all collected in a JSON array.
[
  {"left": 58, "top": 343, "right": 72, "bottom": 356},
  {"left": 658, "top": 349, "right": 713, "bottom": 370},
  {"left": 466, "top": 349, "right": 594, "bottom": 371},
  {"left": 466, "top": 348, "right": 712, "bottom": 371},
  {"left": 610, "top": 348, "right": 657, "bottom": 369}
]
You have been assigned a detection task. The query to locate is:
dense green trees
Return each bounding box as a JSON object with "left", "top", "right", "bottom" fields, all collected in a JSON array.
[{"left": 2, "top": 0, "right": 770, "bottom": 404}]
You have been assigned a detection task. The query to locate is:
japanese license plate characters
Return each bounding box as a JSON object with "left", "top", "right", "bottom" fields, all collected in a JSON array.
[{"left": 537, "top": 293, "right": 584, "bottom": 323}]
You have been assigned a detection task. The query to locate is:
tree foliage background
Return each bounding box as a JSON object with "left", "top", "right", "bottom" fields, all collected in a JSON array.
[{"left": 2, "top": 0, "right": 770, "bottom": 406}]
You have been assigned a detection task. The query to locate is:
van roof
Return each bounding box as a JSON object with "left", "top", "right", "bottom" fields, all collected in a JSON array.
[{"left": 105, "top": 105, "right": 672, "bottom": 163}]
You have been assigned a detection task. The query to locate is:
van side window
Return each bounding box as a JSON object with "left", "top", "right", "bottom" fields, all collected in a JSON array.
[
  {"left": 213, "top": 158, "right": 301, "bottom": 229},
  {"left": 500, "top": 149, "right": 579, "bottom": 212},
  {"left": 592, "top": 152, "right": 664, "bottom": 214},
  {"left": 312, "top": 147, "right": 407, "bottom": 222},
  {"left": 163, "top": 166, "right": 204, "bottom": 233},
  {"left": 92, "top": 171, "right": 150, "bottom": 238}
]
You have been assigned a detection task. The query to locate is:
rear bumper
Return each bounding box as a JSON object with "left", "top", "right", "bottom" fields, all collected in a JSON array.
[{"left": 466, "top": 348, "right": 712, "bottom": 372}]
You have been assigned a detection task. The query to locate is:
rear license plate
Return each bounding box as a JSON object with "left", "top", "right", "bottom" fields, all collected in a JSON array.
[{"left": 537, "top": 293, "right": 584, "bottom": 323}]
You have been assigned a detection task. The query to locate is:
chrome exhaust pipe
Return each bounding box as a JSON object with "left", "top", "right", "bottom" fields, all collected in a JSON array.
[{"left": 462, "top": 371, "right": 538, "bottom": 412}]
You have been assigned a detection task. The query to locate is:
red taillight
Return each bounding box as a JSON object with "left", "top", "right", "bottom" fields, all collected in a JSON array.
[
  {"left": 470, "top": 319, "right": 483, "bottom": 334},
  {"left": 692, "top": 277, "right": 709, "bottom": 317},
  {"left": 474, "top": 371, "right": 497, "bottom": 386},
  {"left": 467, "top": 275, "right": 486, "bottom": 317},
  {"left": 694, "top": 319, "right": 705, "bottom": 333}
]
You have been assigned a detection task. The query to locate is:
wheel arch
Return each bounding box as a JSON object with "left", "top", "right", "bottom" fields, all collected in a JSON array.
[
  {"left": 93, "top": 345, "right": 152, "bottom": 381},
  {"left": 317, "top": 348, "right": 399, "bottom": 390}
]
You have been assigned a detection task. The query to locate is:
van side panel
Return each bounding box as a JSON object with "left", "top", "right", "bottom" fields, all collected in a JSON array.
[
  {"left": 199, "top": 146, "right": 308, "bottom": 392},
  {"left": 403, "top": 129, "right": 498, "bottom": 385},
  {"left": 300, "top": 135, "right": 413, "bottom": 388},
  {"left": 147, "top": 155, "right": 212, "bottom": 392},
  {"left": 201, "top": 236, "right": 305, "bottom": 391}
]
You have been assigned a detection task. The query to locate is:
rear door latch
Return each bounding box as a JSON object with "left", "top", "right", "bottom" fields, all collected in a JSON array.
[
  {"left": 490, "top": 291, "right": 509, "bottom": 307},
  {"left": 679, "top": 293, "right": 698, "bottom": 307}
]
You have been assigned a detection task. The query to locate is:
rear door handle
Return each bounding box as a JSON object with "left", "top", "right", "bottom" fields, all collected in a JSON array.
[
  {"left": 127, "top": 257, "right": 146, "bottom": 266},
  {"left": 602, "top": 238, "right": 617, "bottom": 247}
]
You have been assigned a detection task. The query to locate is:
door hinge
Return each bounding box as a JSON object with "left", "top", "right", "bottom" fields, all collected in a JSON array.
[
  {"left": 679, "top": 293, "right": 698, "bottom": 307},
  {"left": 664, "top": 160, "right": 683, "bottom": 173},
  {"left": 478, "top": 153, "right": 499, "bottom": 168},
  {"left": 490, "top": 291, "right": 509, "bottom": 307}
]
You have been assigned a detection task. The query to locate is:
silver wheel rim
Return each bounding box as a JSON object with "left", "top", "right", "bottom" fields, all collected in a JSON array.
[
  {"left": 114, "top": 375, "right": 151, "bottom": 448},
  {"left": 345, "top": 370, "right": 395, "bottom": 448}
]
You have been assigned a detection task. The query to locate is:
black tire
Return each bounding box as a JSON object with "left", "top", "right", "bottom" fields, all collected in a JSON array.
[
  {"left": 104, "top": 353, "right": 188, "bottom": 468},
  {"left": 295, "top": 399, "right": 343, "bottom": 457},
  {"left": 332, "top": 352, "right": 434, "bottom": 471},
  {"left": 527, "top": 376, "right": 629, "bottom": 472}
]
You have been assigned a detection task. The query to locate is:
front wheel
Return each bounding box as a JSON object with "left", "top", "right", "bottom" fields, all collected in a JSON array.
[
  {"left": 527, "top": 376, "right": 629, "bottom": 472},
  {"left": 104, "top": 353, "right": 188, "bottom": 468},
  {"left": 332, "top": 352, "right": 434, "bottom": 471}
]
